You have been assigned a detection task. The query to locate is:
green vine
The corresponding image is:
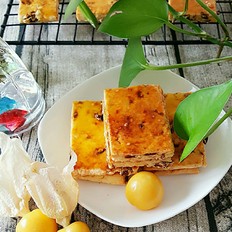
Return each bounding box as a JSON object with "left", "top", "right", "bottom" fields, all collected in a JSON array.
[{"left": 64, "top": 0, "right": 232, "bottom": 161}]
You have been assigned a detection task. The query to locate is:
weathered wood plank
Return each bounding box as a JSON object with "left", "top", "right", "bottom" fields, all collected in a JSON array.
[
  {"left": 177, "top": 43, "right": 232, "bottom": 232},
  {"left": 0, "top": 0, "right": 231, "bottom": 231}
]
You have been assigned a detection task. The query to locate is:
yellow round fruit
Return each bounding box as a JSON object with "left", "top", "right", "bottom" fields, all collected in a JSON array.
[
  {"left": 125, "top": 171, "right": 164, "bottom": 210},
  {"left": 58, "top": 221, "right": 90, "bottom": 232},
  {"left": 16, "top": 209, "right": 57, "bottom": 232}
]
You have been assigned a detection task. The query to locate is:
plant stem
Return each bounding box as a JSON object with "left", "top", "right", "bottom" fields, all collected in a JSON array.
[
  {"left": 168, "top": 5, "right": 206, "bottom": 34},
  {"left": 143, "top": 56, "right": 232, "bottom": 70},
  {"left": 217, "top": 44, "right": 225, "bottom": 58},
  {"left": 196, "top": 0, "right": 230, "bottom": 38},
  {"left": 165, "top": 21, "right": 207, "bottom": 37},
  {"left": 204, "top": 107, "right": 232, "bottom": 139},
  {"left": 173, "top": 0, "right": 189, "bottom": 18},
  {"left": 183, "top": 0, "right": 189, "bottom": 16},
  {"left": 165, "top": 21, "right": 232, "bottom": 48},
  {"left": 168, "top": 1, "right": 231, "bottom": 57},
  {"left": 196, "top": 0, "right": 230, "bottom": 57}
]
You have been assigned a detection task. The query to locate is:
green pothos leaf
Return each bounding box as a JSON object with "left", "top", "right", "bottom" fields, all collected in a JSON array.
[
  {"left": 99, "top": 0, "right": 168, "bottom": 38},
  {"left": 174, "top": 79, "right": 232, "bottom": 161},
  {"left": 64, "top": 0, "right": 83, "bottom": 20},
  {"left": 119, "top": 37, "right": 147, "bottom": 87}
]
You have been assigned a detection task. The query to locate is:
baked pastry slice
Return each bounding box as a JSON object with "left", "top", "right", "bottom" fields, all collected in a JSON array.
[
  {"left": 70, "top": 101, "right": 138, "bottom": 185},
  {"left": 76, "top": 0, "right": 117, "bottom": 22},
  {"left": 18, "top": 0, "right": 59, "bottom": 23},
  {"left": 103, "top": 85, "right": 175, "bottom": 169},
  {"left": 168, "top": 0, "right": 217, "bottom": 22}
]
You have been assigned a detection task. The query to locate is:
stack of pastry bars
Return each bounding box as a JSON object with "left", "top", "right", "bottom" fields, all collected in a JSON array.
[
  {"left": 18, "top": 0, "right": 59, "bottom": 23},
  {"left": 103, "top": 85, "right": 174, "bottom": 170},
  {"left": 70, "top": 85, "right": 206, "bottom": 185}
]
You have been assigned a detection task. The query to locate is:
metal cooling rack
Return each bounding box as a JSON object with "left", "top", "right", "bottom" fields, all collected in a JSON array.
[{"left": 0, "top": 0, "right": 232, "bottom": 46}]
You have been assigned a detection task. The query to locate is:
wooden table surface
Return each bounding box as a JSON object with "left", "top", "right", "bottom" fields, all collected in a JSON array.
[{"left": 0, "top": 0, "right": 232, "bottom": 231}]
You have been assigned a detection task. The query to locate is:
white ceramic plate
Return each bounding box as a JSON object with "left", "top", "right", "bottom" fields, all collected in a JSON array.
[{"left": 38, "top": 66, "right": 232, "bottom": 228}]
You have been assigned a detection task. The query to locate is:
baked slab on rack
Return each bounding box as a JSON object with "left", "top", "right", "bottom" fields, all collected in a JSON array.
[{"left": 18, "top": 0, "right": 59, "bottom": 23}]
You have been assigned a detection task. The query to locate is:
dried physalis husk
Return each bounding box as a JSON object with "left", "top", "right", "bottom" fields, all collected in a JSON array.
[
  {"left": 24, "top": 154, "right": 79, "bottom": 227},
  {"left": 0, "top": 132, "right": 79, "bottom": 227},
  {"left": 0, "top": 132, "right": 31, "bottom": 217}
]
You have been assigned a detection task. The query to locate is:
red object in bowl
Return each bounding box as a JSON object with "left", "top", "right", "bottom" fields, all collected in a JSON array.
[{"left": 0, "top": 109, "right": 28, "bottom": 131}]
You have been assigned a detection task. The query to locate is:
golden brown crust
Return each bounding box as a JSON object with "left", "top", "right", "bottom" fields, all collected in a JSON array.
[
  {"left": 18, "top": 0, "right": 59, "bottom": 23},
  {"left": 168, "top": 0, "right": 217, "bottom": 22},
  {"left": 76, "top": 0, "right": 117, "bottom": 22},
  {"left": 103, "top": 85, "right": 174, "bottom": 168}
]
